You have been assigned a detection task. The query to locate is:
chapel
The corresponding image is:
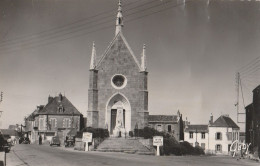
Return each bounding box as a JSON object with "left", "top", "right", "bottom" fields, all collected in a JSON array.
[{"left": 87, "top": 0, "right": 148, "bottom": 136}]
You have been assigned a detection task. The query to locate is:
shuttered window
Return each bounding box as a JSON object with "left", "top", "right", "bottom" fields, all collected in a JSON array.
[
  {"left": 39, "top": 118, "right": 45, "bottom": 130},
  {"left": 201, "top": 143, "right": 205, "bottom": 150},
  {"left": 216, "top": 132, "right": 222, "bottom": 140},
  {"left": 63, "top": 118, "right": 71, "bottom": 128},
  {"left": 215, "top": 144, "right": 222, "bottom": 152},
  {"left": 201, "top": 132, "right": 205, "bottom": 139},
  {"left": 189, "top": 132, "right": 193, "bottom": 139}
]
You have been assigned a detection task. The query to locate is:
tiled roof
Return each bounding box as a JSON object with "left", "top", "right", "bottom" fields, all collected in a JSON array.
[
  {"left": 148, "top": 115, "right": 178, "bottom": 123},
  {"left": 26, "top": 106, "right": 43, "bottom": 120},
  {"left": 0, "top": 129, "right": 19, "bottom": 136},
  {"left": 210, "top": 115, "right": 239, "bottom": 129},
  {"left": 37, "top": 94, "right": 82, "bottom": 115},
  {"left": 253, "top": 84, "right": 260, "bottom": 92},
  {"left": 185, "top": 125, "right": 208, "bottom": 132},
  {"left": 96, "top": 32, "right": 141, "bottom": 71}
]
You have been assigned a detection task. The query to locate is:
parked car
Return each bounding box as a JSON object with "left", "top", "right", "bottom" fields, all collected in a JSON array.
[
  {"left": 2, "top": 135, "right": 11, "bottom": 153},
  {"left": 50, "top": 136, "right": 60, "bottom": 146}
]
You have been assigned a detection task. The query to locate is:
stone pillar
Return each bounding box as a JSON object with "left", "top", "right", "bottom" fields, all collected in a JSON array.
[
  {"left": 87, "top": 69, "right": 99, "bottom": 128},
  {"left": 138, "top": 71, "right": 149, "bottom": 128}
]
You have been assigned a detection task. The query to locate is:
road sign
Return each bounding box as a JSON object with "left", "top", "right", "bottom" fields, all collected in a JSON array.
[
  {"left": 153, "top": 136, "right": 163, "bottom": 146},
  {"left": 82, "top": 132, "right": 92, "bottom": 143}
]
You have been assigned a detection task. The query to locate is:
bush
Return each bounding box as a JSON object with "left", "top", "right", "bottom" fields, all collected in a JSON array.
[
  {"left": 129, "top": 131, "right": 134, "bottom": 137},
  {"left": 77, "top": 127, "right": 109, "bottom": 139},
  {"left": 132, "top": 127, "right": 205, "bottom": 156},
  {"left": 179, "top": 141, "right": 205, "bottom": 156},
  {"left": 134, "top": 127, "right": 167, "bottom": 139}
]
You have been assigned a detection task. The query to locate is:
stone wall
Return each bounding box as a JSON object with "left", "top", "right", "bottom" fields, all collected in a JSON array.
[{"left": 88, "top": 33, "right": 149, "bottom": 132}]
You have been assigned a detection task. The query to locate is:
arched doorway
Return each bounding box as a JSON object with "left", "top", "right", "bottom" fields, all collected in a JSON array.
[{"left": 106, "top": 93, "right": 131, "bottom": 135}]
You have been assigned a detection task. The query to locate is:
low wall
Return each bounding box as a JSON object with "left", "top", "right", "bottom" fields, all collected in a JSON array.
[
  {"left": 138, "top": 138, "right": 154, "bottom": 151},
  {"left": 0, "top": 152, "right": 5, "bottom": 166}
]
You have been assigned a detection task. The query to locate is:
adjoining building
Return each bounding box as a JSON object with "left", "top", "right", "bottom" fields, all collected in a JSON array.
[
  {"left": 184, "top": 114, "right": 240, "bottom": 155},
  {"left": 245, "top": 85, "right": 260, "bottom": 156},
  {"left": 25, "top": 94, "right": 84, "bottom": 144},
  {"left": 148, "top": 111, "right": 184, "bottom": 141},
  {"left": 184, "top": 125, "right": 208, "bottom": 150}
]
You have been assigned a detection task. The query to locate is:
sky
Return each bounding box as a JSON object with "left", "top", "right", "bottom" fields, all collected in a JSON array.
[{"left": 0, "top": 0, "right": 260, "bottom": 131}]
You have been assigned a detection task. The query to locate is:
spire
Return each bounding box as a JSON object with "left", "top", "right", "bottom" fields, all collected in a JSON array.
[
  {"left": 115, "top": 0, "right": 123, "bottom": 36},
  {"left": 141, "top": 44, "right": 147, "bottom": 72},
  {"left": 90, "top": 42, "right": 96, "bottom": 70}
]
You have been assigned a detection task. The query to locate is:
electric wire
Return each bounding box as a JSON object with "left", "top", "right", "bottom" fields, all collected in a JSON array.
[{"left": 0, "top": 0, "right": 189, "bottom": 54}]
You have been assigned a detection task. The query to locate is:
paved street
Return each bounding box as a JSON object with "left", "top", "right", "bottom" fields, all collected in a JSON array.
[{"left": 5, "top": 144, "right": 259, "bottom": 166}]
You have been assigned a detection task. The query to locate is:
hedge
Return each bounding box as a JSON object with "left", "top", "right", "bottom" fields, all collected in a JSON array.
[
  {"left": 76, "top": 127, "right": 109, "bottom": 139},
  {"left": 133, "top": 127, "right": 205, "bottom": 156}
]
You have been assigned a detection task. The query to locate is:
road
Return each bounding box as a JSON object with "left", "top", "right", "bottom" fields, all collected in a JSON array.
[{"left": 5, "top": 144, "right": 259, "bottom": 166}]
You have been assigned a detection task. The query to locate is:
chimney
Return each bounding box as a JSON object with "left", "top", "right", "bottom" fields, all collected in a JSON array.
[
  {"left": 48, "top": 95, "right": 53, "bottom": 103},
  {"left": 58, "top": 93, "right": 62, "bottom": 102},
  {"left": 209, "top": 113, "right": 213, "bottom": 125}
]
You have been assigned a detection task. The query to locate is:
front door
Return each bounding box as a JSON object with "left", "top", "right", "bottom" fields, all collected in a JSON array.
[{"left": 111, "top": 109, "right": 117, "bottom": 134}]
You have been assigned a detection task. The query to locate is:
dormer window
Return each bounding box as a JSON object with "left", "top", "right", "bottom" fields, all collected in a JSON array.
[{"left": 58, "top": 105, "right": 64, "bottom": 113}]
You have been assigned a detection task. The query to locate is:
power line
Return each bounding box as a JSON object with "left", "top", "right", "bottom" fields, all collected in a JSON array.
[
  {"left": 238, "top": 58, "right": 260, "bottom": 75},
  {"left": 0, "top": 0, "right": 142, "bottom": 45},
  {"left": 0, "top": 0, "right": 162, "bottom": 47},
  {"left": 237, "top": 56, "right": 260, "bottom": 73},
  {"left": 0, "top": 0, "right": 187, "bottom": 54},
  {"left": 0, "top": 0, "right": 174, "bottom": 53},
  {"left": 240, "top": 67, "right": 260, "bottom": 79}
]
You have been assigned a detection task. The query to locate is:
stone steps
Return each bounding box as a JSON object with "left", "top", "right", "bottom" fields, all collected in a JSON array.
[{"left": 96, "top": 137, "right": 155, "bottom": 155}]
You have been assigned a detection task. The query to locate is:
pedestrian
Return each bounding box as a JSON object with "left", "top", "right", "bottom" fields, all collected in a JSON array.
[{"left": 39, "top": 135, "right": 42, "bottom": 145}]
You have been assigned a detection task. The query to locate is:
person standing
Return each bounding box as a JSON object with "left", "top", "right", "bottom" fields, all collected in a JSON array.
[{"left": 39, "top": 135, "right": 42, "bottom": 145}]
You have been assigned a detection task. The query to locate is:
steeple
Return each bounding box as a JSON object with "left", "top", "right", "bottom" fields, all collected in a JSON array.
[
  {"left": 115, "top": 0, "right": 123, "bottom": 36},
  {"left": 90, "top": 42, "right": 96, "bottom": 70},
  {"left": 141, "top": 44, "right": 147, "bottom": 72}
]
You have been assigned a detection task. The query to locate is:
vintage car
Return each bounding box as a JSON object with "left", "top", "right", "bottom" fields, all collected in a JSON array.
[
  {"left": 2, "top": 135, "right": 11, "bottom": 153},
  {"left": 64, "top": 136, "right": 75, "bottom": 147},
  {"left": 50, "top": 136, "right": 60, "bottom": 146}
]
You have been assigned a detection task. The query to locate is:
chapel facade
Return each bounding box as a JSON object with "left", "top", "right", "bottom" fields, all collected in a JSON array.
[{"left": 87, "top": 1, "right": 149, "bottom": 135}]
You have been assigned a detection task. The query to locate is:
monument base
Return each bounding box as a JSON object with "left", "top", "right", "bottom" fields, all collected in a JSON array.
[{"left": 113, "top": 127, "right": 126, "bottom": 137}]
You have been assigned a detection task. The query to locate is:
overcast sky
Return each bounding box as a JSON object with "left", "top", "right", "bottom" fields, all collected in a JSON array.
[{"left": 0, "top": 0, "right": 260, "bottom": 130}]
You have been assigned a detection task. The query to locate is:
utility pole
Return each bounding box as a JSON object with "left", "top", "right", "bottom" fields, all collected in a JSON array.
[
  {"left": 236, "top": 72, "right": 246, "bottom": 124},
  {"left": 0, "top": 91, "right": 3, "bottom": 128},
  {"left": 236, "top": 72, "right": 240, "bottom": 123}
]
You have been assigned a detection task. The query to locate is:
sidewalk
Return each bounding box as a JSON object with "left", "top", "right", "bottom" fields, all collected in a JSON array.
[{"left": 5, "top": 147, "right": 26, "bottom": 166}]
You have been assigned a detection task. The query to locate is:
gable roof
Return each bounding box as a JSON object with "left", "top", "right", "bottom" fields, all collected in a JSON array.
[
  {"left": 148, "top": 115, "right": 178, "bottom": 123},
  {"left": 185, "top": 125, "right": 208, "bottom": 133},
  {"left": 37, "top": 94, "right": 82, "bottom": 115},
  {"left": 210, "top": 115, "right": 239, "bottom": 129},
  {"left": 95, "top": 32, "right": 141, "bottom": 71}
]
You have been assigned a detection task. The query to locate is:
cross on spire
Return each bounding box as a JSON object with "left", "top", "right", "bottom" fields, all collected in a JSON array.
[{"left": 115, "top": 0, "right": 123, "bottom": 36}]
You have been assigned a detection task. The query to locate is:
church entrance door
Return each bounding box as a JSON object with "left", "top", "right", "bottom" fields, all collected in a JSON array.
[{"left": 106, "top": 93, "right": 131, "bottom": 135}]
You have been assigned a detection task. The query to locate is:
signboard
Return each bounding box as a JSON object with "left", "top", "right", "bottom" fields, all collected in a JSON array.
[
  {"left": 153, "top": 136, "right": 163, "bottom": 146},
  {"left": 82, "top": 132, "right": 92, "bottom": 143}
]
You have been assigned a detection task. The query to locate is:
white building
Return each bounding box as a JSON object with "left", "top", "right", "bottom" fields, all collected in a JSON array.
[
  {"left": 208, "top": 115, "right": 240, "bottom": 155},
  {"left": 184, "top": 114, "right": 240, "bottom": 155},
  {"left": 184, "top": 125, "right": 209, "bottom": 150}
]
